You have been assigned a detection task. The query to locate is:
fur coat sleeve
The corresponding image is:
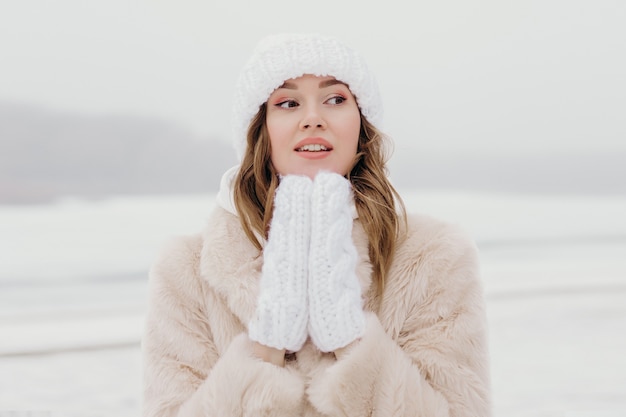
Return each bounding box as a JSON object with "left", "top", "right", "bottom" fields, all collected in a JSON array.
[
  {"left": 141, "top": 232, "right": 305, "bottom": 416},
  {"left": 306, "top": 214, "right": 491, "bottom": 417}
]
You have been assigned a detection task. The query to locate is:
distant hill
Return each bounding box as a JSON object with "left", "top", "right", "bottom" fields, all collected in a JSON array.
[
  {"left": 0, "top": 102, "right": 238, "bottom": 203},
  {"left": 1, "top": 101, "right": 624, "bottom": 204},
  {"left": 387, "top": 146, "right": 626, "bottom": 196}
]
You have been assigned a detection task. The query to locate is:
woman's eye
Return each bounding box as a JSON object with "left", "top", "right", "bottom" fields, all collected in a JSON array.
[
  {"left": 276, "top": 100, "right": 298, "bottom": 109},
  {"left": 326, "top": 96, "right": 346, "bottom": 105}
]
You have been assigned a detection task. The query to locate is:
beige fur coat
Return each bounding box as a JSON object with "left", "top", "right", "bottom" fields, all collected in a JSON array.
[{"left": 142, "top": 206, "right": 491, "bottom": 416}]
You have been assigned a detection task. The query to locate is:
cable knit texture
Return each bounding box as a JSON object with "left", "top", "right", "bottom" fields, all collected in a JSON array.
[
  {"left": 308, "top": 172, "right": 366, "bottom": 352},
  {"left": 232, "top": 33, "right": 383, "bottom": 160},
  {"left": 248, "top": 175, "right": 313, "bottom": 351}
]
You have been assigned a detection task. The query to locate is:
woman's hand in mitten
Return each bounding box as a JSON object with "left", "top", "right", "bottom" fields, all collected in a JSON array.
[
  {"left": 248, "top": 175, "right": 313, "bottom": 353},
  {"left": 308, "top": 171, "right": 365, "bottom": 353}
]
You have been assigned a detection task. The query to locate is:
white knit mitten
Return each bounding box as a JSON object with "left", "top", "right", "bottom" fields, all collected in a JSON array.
[
  {"left": 248, "top": 175, "right": 313, "bottom": 351},
  {"left": 308, "top": 172, "right": 366, "bottom": 352}
]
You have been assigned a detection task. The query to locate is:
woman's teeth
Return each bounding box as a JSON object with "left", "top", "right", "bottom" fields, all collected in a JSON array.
[{"left": 297, "top": 144, "right": 328, "bottom": 152}]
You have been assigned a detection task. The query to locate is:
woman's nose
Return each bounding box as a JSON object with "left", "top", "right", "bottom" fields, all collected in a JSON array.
[{"left": 299, "top": 106, "right": 326, "bottom": 130}]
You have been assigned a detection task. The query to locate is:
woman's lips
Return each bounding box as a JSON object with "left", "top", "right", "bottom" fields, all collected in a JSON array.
[
  {"left": 294, "top": 137, "right": 333, "bottom": 152},
  {"left": 294, "top": 137, "right": 333, "bottom": 160}
]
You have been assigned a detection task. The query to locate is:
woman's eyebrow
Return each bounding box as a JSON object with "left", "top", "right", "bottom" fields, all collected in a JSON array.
[
  {"left": 278, "top": 81, "right": 297, "bottom": 89},
  {"left": 319, "top": 79, "right": 347, "bottom": 88},
  {"left": 277, "top": 79, "right": 348, "bottom": 90}
]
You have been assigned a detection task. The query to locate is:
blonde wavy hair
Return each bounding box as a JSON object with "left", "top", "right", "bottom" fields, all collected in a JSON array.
[{"left": 233, "top": 103, "right": 406, "bottom": 290}]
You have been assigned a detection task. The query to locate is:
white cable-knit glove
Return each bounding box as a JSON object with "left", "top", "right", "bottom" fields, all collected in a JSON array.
[
  {"left": 308, "top": 171, "right": 366, "bottom": 352},
  {"left": 248, "top": 175, "right": 313, "bottom": 352}
]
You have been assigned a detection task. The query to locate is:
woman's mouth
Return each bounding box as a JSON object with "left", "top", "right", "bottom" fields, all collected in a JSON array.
[
  {"left": 294, "top": 138, "right": 333, "bottom": 159},
  {"left": 294, "top": 137, "right": 333, "bottom": 153},
  {"left": 296, "top": 144, "right": 330, "bottom": 152}
]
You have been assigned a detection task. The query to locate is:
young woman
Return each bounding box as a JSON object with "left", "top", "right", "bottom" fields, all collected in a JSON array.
[{"left": 142, "top": 33, "right": 491, "bottom": 417}]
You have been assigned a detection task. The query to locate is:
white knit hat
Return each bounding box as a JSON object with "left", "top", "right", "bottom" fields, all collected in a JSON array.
[{"left": 231, "top": 33, "right": 383, "bottom": 160}]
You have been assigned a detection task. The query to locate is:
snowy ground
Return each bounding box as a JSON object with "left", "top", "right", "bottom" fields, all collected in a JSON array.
[{"left": 0, "top": 191, "right": 625, "bottom": 416}]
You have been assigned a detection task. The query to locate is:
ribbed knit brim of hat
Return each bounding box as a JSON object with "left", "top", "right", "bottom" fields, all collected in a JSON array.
[{"left": 231, "top": 33, "right": 383, "bottom": 160}]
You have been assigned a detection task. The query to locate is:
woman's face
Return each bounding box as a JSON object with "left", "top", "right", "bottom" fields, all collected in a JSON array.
[{"left": 265, "top": 74, "right": 361, "bottom": 179}]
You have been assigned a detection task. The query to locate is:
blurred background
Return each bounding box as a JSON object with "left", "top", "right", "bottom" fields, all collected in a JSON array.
[{"left": 1, "top": 0, "right": 625, "bottom": 416}]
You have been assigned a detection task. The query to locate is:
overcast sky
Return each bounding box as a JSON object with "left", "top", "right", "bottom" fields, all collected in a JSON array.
[{"left": 1, "top": 0, "right": 625, "bottom": 157}]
